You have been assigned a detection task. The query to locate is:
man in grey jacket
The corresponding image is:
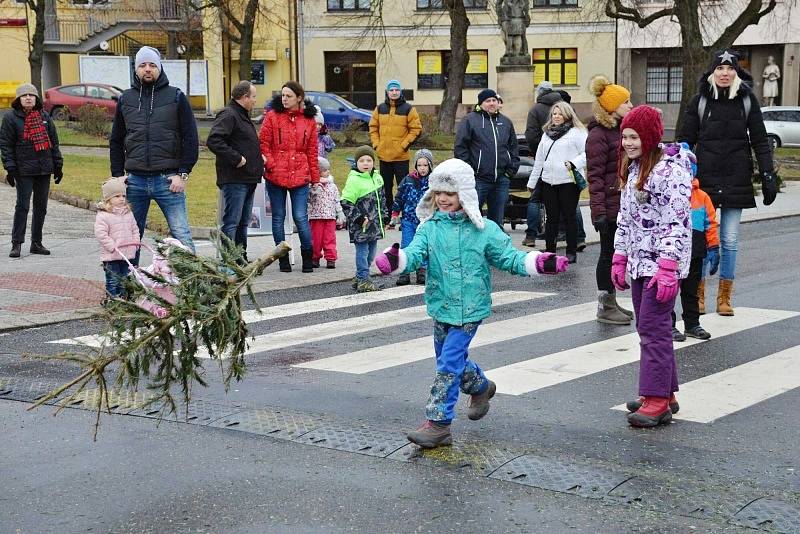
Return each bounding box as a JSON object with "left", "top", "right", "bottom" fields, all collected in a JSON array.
[{"left": 454, "top": 88, "right": 519, "bottom": 229}]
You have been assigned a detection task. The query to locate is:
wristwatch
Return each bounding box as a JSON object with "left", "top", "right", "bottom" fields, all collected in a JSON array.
[{"left": 179, "top": 172, "right": 190, "bottom": 181}]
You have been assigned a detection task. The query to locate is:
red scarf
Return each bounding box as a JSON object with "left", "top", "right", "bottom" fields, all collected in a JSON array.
[{"left": 22, "top": 110, "right": 52, "bottom": 152}]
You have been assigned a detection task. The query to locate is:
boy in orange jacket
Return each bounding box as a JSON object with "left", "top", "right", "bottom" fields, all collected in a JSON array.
[{"left": 672, "top": 151, "right": 719, "bottom": 341}]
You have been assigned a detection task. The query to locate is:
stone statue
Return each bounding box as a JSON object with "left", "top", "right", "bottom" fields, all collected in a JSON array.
[
  {"left": 762, "top": 55, "right": 781, "bottom": 107},
  {"left": 497, "top": 0, "right": 531, "bottom": 66}
]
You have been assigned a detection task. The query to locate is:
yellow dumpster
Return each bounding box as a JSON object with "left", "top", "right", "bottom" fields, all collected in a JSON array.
[{"left": 0, "top": 81, "right": 24, "bottom": 108}]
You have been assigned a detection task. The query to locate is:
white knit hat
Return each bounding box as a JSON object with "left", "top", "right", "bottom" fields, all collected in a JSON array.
[
  {"left": 314, "top": 105, "right": 325, "bottom": 126},
  {"left": 135, "top": 46, "right": 162, "bottom": 70},
  {"left": 416, "top": 158, "right": 485, "bottom": 230}
]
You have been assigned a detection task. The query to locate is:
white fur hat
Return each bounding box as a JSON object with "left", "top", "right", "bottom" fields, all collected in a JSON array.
[{"left": 415, "top": 158, "right": 485, "bottom": 230}]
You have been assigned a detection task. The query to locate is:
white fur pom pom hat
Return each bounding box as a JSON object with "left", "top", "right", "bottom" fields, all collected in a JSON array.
[{"left": 415, "top": 158, "right": 485, "bottom": 230}]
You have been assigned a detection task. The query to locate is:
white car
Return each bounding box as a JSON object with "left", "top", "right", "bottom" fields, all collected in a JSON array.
[{"left": 762, "top": 106, "right": 800, "bottom": 149}]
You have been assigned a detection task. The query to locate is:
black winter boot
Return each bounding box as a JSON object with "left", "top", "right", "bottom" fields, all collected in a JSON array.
[
  {"left": 9, "top": 242, "right": 21, "bottom": 258},
  {"left": 30, "top": 242, "right": 50, "bottom": 255},
  {"left": 415, "top": 268, "right": 426, "bottom": 285},
  {"left": 278, "top": 256, "right": 292, "bottom": 273},
  {"left": 301, "top": 248, "right": 314, "bottom": 273}
]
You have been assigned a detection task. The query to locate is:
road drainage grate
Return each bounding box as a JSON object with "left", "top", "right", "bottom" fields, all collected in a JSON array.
[
  {"left": 127, "top": 398, "right": 243, "bottom": 425},
  {"left": 292, "top": 425, "right": 409, "bottom": 458},
  {"left": 66, "top": 388, "right": 156, "bottom": 414},
  {"left": 732, "top": 497, "right": 800, "bottom": 533},
  {"left": 207, "top": 407, "right": 325, "bottom": 440},
  {"left": 0, "top": 376, "right": 61, "bottom": 404},
  {"left": 388, "top": 441, "right": 525, "bottom": 474},
  {"left": 488, "top": 454, "right": 632, "bottom": 499}
]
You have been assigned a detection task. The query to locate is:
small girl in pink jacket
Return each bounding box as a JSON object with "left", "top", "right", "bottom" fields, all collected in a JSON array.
[
  {"left": 94, "top": 177, "right": 140, "bottom": 298},
  {"left": 308, "top": 157, "right": 345, "bottom": 268}
]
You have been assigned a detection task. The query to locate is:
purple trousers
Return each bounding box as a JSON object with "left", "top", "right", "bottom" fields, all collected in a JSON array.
[{"left": 631, "top": 277, "right": 679, "bottom": 398}]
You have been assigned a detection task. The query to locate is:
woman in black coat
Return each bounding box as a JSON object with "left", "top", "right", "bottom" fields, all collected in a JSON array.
[
  {"left": 677, "top": 49, "right": 777, "bottom": 316},
  {"left": 0, "top": 83, "right": 63, "bottom": 258}
]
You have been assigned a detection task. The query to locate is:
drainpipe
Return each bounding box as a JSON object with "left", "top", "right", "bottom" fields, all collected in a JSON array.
[{"left": 297, "top": 0, "right": 305, "bottom": 85}]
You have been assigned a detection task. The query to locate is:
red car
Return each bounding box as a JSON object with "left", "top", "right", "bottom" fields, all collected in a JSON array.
[{"left": 43, "top": 83, "right": 123, "bottom": 120}]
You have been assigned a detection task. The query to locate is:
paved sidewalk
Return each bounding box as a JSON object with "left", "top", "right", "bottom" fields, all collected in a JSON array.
[{"left": 1, "top": 180, "right": 798, "bottom": 331}]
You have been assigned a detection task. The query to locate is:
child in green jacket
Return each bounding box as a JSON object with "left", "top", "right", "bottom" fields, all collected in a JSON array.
[
  {"left": 341, "top": 145, "right": 388, "bottom": 293},
  {"left": 374, "top": 158, "right": 568, "bottom": 448}
]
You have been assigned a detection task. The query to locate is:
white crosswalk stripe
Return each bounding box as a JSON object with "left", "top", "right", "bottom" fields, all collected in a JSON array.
[
  {"left": 196, "top": 291, "right": 549, "bottom": 359},
  {"left": 293, "top": 300, "right": 601, "bottom": 374},
  {"left": 615, "top": 344, "right": 800, "bottom": 423},
  {"left": 48, "top": 285, "right": 426, "bottom": 348},
  {"left": 487, "top": 307, "right": 798, "bottom": 396}
]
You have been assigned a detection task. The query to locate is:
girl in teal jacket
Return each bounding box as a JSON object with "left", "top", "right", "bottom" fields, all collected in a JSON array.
[{"left": 374, "top": 158, "right": 568, "bottom": 448}]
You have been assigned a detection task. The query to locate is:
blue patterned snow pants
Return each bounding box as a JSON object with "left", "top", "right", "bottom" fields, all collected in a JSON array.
[{"left": 425, "top": 320, "right": 489, "bottom": 423}]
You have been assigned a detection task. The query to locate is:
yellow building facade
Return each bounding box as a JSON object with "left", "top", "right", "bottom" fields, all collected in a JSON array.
[{"left": 299, "top": 0, "right": 616, "bottom": 122}]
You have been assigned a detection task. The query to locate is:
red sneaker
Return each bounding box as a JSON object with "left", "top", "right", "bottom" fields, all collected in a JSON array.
[
  {"left": 627, "top": 396, "right": 672, "bottom": 428},
  {"left": 626, "top": 394, "right": 679, "bottom": 414}
]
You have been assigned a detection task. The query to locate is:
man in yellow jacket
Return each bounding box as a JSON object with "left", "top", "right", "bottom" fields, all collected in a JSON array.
[{"left": 369, "top": 80, "right": 422, "bottom": 217}]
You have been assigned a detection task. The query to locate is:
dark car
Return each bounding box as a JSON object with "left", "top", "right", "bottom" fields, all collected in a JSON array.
[
  {"left": 43, "top": 83, "right": 123, "bottom": 120},
  {"left": 256, "top": 91, "right": 372, "bottom": 130}
]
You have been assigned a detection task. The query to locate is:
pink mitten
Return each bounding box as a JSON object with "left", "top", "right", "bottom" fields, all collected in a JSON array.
[
  {"left": 374, "top": 243, "right": 401, "bottom": 275},
  {"left": 647, "top": 258, "right": 679, "bottom": 303},
  {"left": 611, "top": 253, "right": 629, "bottom": 291},
  {"left": 535, "top": 252, "right": 569, "bottom": 275}
]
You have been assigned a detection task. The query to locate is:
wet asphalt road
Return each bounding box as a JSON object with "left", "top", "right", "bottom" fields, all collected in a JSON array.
[{"left": 1, "top": 217, "right": 799, "bottom": 532}]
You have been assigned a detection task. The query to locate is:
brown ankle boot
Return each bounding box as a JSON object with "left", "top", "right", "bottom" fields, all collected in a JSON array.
[
  {"left": 717, "top": 279, "right": 734, "bottom": 316},
  {"left": 698, "top": 279, "right": 706, "bottom": 315}
]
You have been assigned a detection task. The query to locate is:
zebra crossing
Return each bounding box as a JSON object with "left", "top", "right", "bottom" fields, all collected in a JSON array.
[{"left": 47, "top": 287, "right": 800, "bottom": 425}]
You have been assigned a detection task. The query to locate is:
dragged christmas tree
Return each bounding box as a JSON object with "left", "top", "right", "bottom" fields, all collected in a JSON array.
[{"left": 31, "top": 235, "right": 291, "bottom": 438}]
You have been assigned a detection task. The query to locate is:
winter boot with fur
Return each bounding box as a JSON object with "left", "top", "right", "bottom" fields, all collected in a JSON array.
[
  {"left": 467, "top": 380, "right": 496, "bottom": 420},
  {"left": 407, "top": 420, "right": 452, "bottom": 448},
  {"left": 415, "top": 267, "right": 426, "bottom": 285},
  {"left": 698, "top": 279, "right": 706, "bottom": 315},
  {"left": 278, "top": 256, "right": 292, "bottom": 273},
  {"left": 596, "top": 292, "right": 632, "bottom": 325},
  {"left": 627, "top": 396, "right": 673, "bottom": 427},
  {"left": 626, "top": 393, "right": 679, "bottom": 415},
  {"left": 717, "top": 279, "right": 734, "bottom": 316},
  {"left": 301, "top": 248, "right": 314, "bottom": 273}
]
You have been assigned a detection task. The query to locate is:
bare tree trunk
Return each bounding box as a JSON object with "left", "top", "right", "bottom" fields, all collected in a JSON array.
[
  {"left": 673, "top": 0, "right": 708, "bottom": 134},
  {"left": 438, "top": 0, "right": 470, "bottom": 134},
  {"left": 28, "top": 0, "right": 47, "bottom": 92},
  {"left": 236, "top": 0, "right": 259, "bottom": 82}
]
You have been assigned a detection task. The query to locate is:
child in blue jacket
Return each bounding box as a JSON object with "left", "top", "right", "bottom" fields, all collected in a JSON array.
[
  {"left": 375, "top": 158, "right": 568, "bottom": 448},
  {"left": 390, "top": 148, "right": 433, "bottom": 286}
]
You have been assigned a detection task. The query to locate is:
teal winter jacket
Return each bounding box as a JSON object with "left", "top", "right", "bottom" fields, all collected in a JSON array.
[{"left": 402, "top": 210, "right": 532, "bottom": 325}]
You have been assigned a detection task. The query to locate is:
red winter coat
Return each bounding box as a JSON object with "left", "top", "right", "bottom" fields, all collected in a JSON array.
[
  {"left": 259, "top": 95, "right": 320, "bottom": 189},
  {"left": 586, "top": 118, "right": 622, "bottom": 224}
]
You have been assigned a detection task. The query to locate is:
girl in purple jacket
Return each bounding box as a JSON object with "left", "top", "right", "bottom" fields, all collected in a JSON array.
[{"left": 611, "top": 106, "right": 693, "bottom": 428}]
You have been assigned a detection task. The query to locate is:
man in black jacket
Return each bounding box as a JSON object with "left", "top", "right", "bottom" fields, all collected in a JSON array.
[
  {"left": 109, "top": 46, "right": 199, "bottom": 254},
  {"left": 0, "top": 83, "right": 63, "bottom": 257},
  {"left": 206, "top": 81, "right": 263, "bottom": 259},
  {"left": 454, "top": 88, "right": 519, "bottom": 228}
]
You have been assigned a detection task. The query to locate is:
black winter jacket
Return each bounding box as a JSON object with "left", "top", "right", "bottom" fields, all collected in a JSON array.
[
  {"left": 454, "top": 110, "right": 519, "bottom": 184},
  {"left": 207, "top": 99, "right": 263, "bottom": 186},
  {"left": 677, "top": 74, "right": 773, "bottom": 209},
  {"left": 524, "top": 90, "right": 561, "bottom": 153},
  {"left": 109, "top": 71, "right": 199, "bottom": 176},
  {"left": 0, "top": 97, "right": 62, "bottom": 178}
]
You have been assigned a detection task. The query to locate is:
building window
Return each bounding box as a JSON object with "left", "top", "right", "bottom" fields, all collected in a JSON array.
[
  {"left": 646, "top": 57, "right": 683, "bottom": 103},
  {"left": 533, "top": 0, "right": 578, "bottom": 6},
  {"left": 532, "top": 48, "right": 577, "bottom": 86},
  {"left": 327, "top": 0, "right": 370, "bottom": 11},
  {"left": 417, "top": 50, "right": 488, "bottom": 90},
  {"left": 417, "top": 0, "right": 487, "bottom": 8}
]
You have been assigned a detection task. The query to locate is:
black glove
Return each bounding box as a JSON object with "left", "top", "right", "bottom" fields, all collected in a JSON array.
[
  {"left": 5, "top": 171, "right": 15, "bottom": 187},
  {"left": 593, "top": 215, "right": 609, "bottom": 234},
  {"left": 53, "top": 167, "right": 63, "bottom": 185},
  {"left": 761, "top": 171, "right": 778, "bottom": 206}
]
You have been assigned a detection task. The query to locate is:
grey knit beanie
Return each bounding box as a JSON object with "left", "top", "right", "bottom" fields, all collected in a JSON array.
[
  {"left": 413, "top": 149, "right": 434, "bottom": 171},
  {"left": 15, "top": 83, "right": 39, "bottom": 98}
]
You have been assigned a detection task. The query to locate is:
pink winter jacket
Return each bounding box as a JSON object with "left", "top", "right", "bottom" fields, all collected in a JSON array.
[
  {"left": 95, "top": 205, "right": 140, "bottom": 262},
  {"left": 307, "top": 175, "right": 344, "bottom": 220}
]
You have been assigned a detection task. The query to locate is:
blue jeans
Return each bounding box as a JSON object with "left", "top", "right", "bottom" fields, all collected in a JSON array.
[
  {"left": 425, "top": 320, "right": 488, "bottom": 423},
  {"left": 400, "top": 218, "right": 426, "bottom": 269},
  {"left": 718, "top": 208, "right": 742, "bottom": 280},
  {"left": 475, "top": 176, "right": 510, "bottom": 229},
  {"left": 103, "top": 260, "right": 129, "bottom": 298},
  {"left": 265, "top": 182, "right": 312, "bottom": 250},
  {"left": 220, "top": 183, "right": 257, "bottom": 250},
  {"left": 126, "top": 173, "right": 195, "bottom": 255},
  {"left": 526, "top": 201, "right": 542, "bottom": 238},
  {"left": 354, "top": 240, "right": 377, "bottom": 280}
]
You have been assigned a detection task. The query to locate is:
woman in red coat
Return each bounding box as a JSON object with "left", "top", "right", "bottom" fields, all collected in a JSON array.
[{"left": 259, "top": 81, "right": 320, "bottom": 273}]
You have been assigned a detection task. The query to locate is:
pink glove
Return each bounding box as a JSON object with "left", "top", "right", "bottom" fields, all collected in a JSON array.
[
  {"left": 611, "top": 253, "right": 629, "bottom": 291},
  {"left": 646, "top": 258, "right": 679, "bottom": 303},
  {"left": 374, "top": 243, "right": 400, "bottom": 275},
  {"left": 535, "top": 252, "right": 569, "bottom": 274}
]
